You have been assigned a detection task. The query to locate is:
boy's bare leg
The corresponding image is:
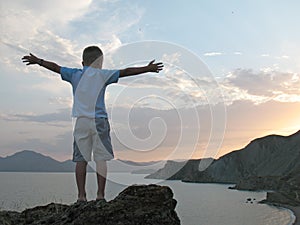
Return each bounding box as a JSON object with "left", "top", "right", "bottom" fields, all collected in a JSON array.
[
  {"left": 96, "top": 160, "right": 107, "bottom": 200},
  {"left": 75, "top": 161, "right": 88, "bottom": 201}
]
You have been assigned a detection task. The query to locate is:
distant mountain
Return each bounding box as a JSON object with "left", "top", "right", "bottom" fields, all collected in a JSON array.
[
  {"left": 0, "top": 150, "right": 74, "bottom": 172},
  {"left": 147, "top": 131, "right": 300, "bottom": 206},
  {"left": 0, "top": 150, "right": 165, "bottom": 173},
  {"left": 108, "top": 159, "right": 165, "bottom": 173},
  {"left": 146, "top": 158, "right": 214, "bottom": 180}
]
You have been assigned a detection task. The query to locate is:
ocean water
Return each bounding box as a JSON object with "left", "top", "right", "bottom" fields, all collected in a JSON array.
[{"left": 0, "top": 172, "right": 295, "bottom": 225}]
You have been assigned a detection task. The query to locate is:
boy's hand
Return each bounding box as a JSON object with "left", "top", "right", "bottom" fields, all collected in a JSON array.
[
  {"left": 119, "top": 59, "right": 164, "bottom": 77},
  {"left": 147, "top": 60, "right": 164, "bottom": 73},
  {"left": 22, "top": 53, "right": 42, "bottom": 65},
  {"left": 21, "top": 53, "right": 61, "bottom": 74}
]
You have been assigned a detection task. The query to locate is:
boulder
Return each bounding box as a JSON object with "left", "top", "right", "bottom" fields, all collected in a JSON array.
[{"left": 0, "top": 184, "right": 180, "bottom": 225}]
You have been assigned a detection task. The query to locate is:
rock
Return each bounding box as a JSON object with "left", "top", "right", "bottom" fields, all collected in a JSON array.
[
  {"left": 233, "top": 176, "right": 289, "bottom": 191},
  {"left": 260, "top": 190, "right": 300, "bottom": 207},
  {"left": 0, "top": 184, "right": 180, "bottom": 225}
]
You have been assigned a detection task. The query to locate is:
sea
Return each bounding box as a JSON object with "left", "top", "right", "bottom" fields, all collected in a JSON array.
[{"left": 0, "top": 172, "right": 296, "bottom": 225}]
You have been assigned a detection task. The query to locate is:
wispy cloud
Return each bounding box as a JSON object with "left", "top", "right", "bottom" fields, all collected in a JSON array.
[
  {"left": 48, "top": 97, "right": 73, "bottom": 107},
  {"left": 203, "top": 52, "right": 223, "bottom": 56},
  {"left": 277, "top": 55, "right": 290, "bottom": 59},
  {"left": 67, "top": 0, "right": 144, "bottom": 42},
  {"left": 261, "top": 54, "right": 270, "bottom": 57},
  {"left": 221, "top": 69, "right": 300, "bottom": 104},
  {"left": 0, "top": 108, "right": 71, "bottom": 124},
  {"left": 233, "top": 52, "right": 242, "bottom": 55}
]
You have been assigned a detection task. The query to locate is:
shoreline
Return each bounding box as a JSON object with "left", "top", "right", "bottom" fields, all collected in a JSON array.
[
  {"left": 270, "top": 204, "right": 299, "bottom": 225},
  {"left": 284, "top": 206, "right": 300, "bottom": 225}
]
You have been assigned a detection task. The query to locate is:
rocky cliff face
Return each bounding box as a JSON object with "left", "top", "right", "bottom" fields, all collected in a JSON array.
[
  {"left": 146, "top": 158, "right": 215, "bottom": 181},
  {"left": 147, "top": 131, "right": 300, "bottom": 206},
  {"left": 149, "top": 131, "right": 300, "bottom": 182},
  {"left": 0, "top": 184, "right": 180, "bottom": 225}
]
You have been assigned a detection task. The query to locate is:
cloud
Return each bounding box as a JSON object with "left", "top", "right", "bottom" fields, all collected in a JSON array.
[
  {"left": 0, "top": 0, "right": 85, "bottom": 70},
  {"left": 233, "top": 52, "right": 242, "bottom": 55},
  {"left": 108, "top": 99, "right": 300, "bottom": 160},
  {"left": 27, "top": 78, "right": 72, "bottom": 96},
  {"left": 1, "top": 98, "right": 300, "bottom": 161},
  {"left": 109, "top": 104, "right": 222, "bottom": 160},
  {"left": 0, "top": 116, "right": 73, "bottom": 160},
  {"left": 66, "top": 0, "right": 144, "bottom": 43},
  {"left": 162, "top": 52, "right": 181, "bottom": 65},
  {"left": 221, "top": 69, "right": 300, "bottom": 103},
  {"left": 277, "top": 55, "right": 290, "bottom": 59},
  {"left": 107, "top": 71, "right": 223, "bottom": 110},
  {"left": 204, "top": 52, "right": 223, "bottom": 56},
  {"left": 0, "top": 108, "right": 72, "bottom": 124},
  {"left": 0, "top": 0, "right": 146, "bottom": 110},
  {"left": 49, "top": 97, "right": 73, "bottom": 107},
  {"left": 2, "top": 1, "right": 300, "bottom": 162}
]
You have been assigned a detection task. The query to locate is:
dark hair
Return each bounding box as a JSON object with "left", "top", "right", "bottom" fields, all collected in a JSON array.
[{"left": 82, "top": 46, "right": 103, "bottom": 66}]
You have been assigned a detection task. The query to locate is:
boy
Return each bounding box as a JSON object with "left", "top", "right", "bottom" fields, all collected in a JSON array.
[{"left": 22, "top": 46, "right": 164, "bottom": 202}]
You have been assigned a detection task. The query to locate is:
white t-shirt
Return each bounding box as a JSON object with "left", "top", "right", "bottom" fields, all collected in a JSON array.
[{"left": 60, "top": 66, "right": 119, "bottom": 118}]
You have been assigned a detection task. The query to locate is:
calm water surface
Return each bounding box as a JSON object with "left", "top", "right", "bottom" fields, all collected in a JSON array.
[{"left": 0, "top": 172, "right": 295, "bottom": 225}]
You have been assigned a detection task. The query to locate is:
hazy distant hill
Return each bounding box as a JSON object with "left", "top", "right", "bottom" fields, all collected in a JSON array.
[
  {"left": 0, "top": 150, "right": 165, "bottom": 173},
  {"left": 0, "top": 150, "right": 74, "bottom": 172}
]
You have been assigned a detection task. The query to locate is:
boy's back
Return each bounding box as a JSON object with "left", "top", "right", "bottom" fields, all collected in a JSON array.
[{"left": 60, "top": 66, "right": 119, "bottom": 118}]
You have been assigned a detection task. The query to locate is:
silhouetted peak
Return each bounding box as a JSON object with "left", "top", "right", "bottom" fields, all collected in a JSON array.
[{"left": 6, "top": 150, "right": 48, "bottom": 159}]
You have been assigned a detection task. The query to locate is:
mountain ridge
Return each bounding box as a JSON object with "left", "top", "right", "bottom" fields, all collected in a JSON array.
[
  {"left": 0, "top": 150, "right": 74, "bottom": 172},
  {"left": 0, "top": 150, "right": 165, "bottom": 173},
  {"left": 146, "top": 130, "right": 300, "bottom": 206}
]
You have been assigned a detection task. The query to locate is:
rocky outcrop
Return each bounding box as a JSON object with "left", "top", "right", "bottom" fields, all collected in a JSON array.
[
  {"left": 0, "top": 184, "right": 180, "bottom": 225},
  {"left": 232, "top": 176, "right": 289, "bottom": 191},
  {"left": 257, "top": 167, "right": 300, "bottom": 206},
  {"left": 260, "top": 190, "right": 300, "bottom": 206}
]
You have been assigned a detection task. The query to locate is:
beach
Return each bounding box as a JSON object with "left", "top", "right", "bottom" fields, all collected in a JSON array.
[
  {"left": 288, "top": 206, "right": 300, "bottom": 225},
  {"left": 278, "top": 205, "right": 300, "bottom": 225}
]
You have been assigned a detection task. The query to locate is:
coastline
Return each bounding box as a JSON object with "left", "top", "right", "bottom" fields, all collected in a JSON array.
[
  {"left": 271, "top": 204, "right": 299, "bottom": 225},
  {"left": 284, "top": 206, "right": 300, "bottom": 225}
]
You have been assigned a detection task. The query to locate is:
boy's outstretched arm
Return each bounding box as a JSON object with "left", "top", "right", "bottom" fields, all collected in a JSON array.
[
  {"left": 119, "top": 60, "right": 163, "bottom": 77},
  {"left": 22, "top": 53, "right": 61, "bottom": 74}
]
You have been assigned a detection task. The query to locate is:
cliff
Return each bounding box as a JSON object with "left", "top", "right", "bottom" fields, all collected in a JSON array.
[
  {"left": 147, "top": 130, "right": 300, "bottom": 206},
  {"left": 0, "top": 184, "right": 180, "bottom": 225}
]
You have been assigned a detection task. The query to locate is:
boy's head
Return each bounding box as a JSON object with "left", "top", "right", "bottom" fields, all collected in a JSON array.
[{"left": 82, "top": 46, "right": 103, "bottom": 68}]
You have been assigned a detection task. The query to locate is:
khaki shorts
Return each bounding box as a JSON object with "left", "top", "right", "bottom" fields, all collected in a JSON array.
[{"left": 73, "top": 117, "right": 114, "bottom": 162}]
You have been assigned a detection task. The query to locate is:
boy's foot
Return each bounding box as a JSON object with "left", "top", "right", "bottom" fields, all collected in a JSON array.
[
  {"left": 75, "top": 199, "right": 87, "bottom": 204},
  {"left": 95, "top": 198, "right": 107, "bottom": 207},
  {"left": 95, "top": 198, "right": 106, "bottom": 202},
  {"left": 77, "top": 193, "right": 87, "bottom": 202}
]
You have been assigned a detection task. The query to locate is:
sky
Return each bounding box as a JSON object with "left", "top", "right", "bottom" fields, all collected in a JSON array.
[{"left": 1, "top": 0, "right": 300, "bottom": 162}]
